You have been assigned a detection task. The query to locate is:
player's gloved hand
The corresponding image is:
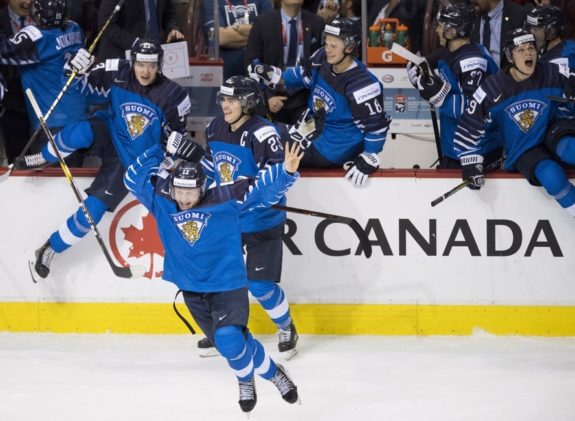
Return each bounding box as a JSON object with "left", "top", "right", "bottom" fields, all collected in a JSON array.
[
  {"left": 166, "top": 131, "right": 205, "bottom": 162},
  {"left": 406, "top": 61, "right": 420, "bottom": 89},
  {"left": 461, "top": 154, "right": 485, "bottom": 190},
  {"left": 65, "top": 48, "right": 95, "bottom": 76},
  {"left": 344, "top": 152, "right": 380, "bottom": 187},
  {"left": 247, "top": 62, "right": 282, "bottom": 88},
  {"left": 417, "top": 71, "right": 451, "bottom": 108},
  {"left": 300, "top": 47, "right": 325, "bottom": 85},
  {"left": 287, "top": 109, "right": 318, "bottom": 150}
]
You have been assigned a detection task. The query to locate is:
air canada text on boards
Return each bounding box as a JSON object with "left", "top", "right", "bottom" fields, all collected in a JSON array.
[{"left": 283, "top": 219, "right": 563, "bottom": 258}]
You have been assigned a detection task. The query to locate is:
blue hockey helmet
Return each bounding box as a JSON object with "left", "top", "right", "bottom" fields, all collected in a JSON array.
[
  {"left": 524, "top": 5, "right": 564, "bottom": 41},
  {"left": 323, "top": 18, "right": 361, "bottom": 54},
  {"left": 504, "top": 28, "right": 537, "bottom": 62},
  {"left": 31, "top": 0, "right": 67, "bottom": 27},
  {"left": 170, "top": 160, "right": 207, "bottom": 205},
  {"left": 216, "top": 76, "right": 262, "bottom": 114},
  {"left": 436, "top": 2, "right": 475, "bottom": 40}
]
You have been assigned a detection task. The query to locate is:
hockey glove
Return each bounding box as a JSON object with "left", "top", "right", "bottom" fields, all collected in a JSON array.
[
  {"left": 300, "top": 47, "right": 325, "bottom": 85},
  {"left": 166, "top": 131, "right": 205, "bottom": 162},
  {"left": 247, "top": 63, "right": 282, "bottom": 88},
  {"left": 406, "top": 61, "right": 420, "bottom": 89},
  {"left": 417, "top": 72, "right": 451, "bottom": 108},
  {"left": 65, "top": 48, "right": 95, "bottom": 76},
  {"left": 344, "top": 152, "right": 380, "bottom": 187},
  {"left": 461, "top": 154, "right": 485, "bottom": 190},
  {"left": 287, "top": 109, "right": 318, "bottom": 150}
]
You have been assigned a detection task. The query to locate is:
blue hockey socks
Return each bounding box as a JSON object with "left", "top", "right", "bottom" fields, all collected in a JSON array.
[
  {"left": 535, "top": 159, "right": 575, "bottom": 216},
  {"left": 213, "top": 325, "right": 254, "bottom": 382},
  {"left": 42, "top": 121, "right": 95, "bottom": 162},
  {"left": 555, "top": 135, "right": 575, "bottom": 166},
  {"left": 49, "top": 195, "right": 108, "bottom": 253},
  {"left": 248, "top": 280, "right": 292, "bottom": 329},
  {"left": 246, "top": 332, "right": 277, "bottom": 380}
]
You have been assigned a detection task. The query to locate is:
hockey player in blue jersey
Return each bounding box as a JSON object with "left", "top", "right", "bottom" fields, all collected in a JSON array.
[
  {"left": 124, "top": 138, "right": 303, "bottom": 414},
  {"left": 0, "top": 0, "right": 88, "bottom": 152},
  {"left": 524, "top": 5, "right": 575, "bottom": 71},
  {"left": 21, "top": 39, "right": 191, "bottom": 282},
  {"left": 524, "top": 4, "right": 575, "bottom": 162},
  {"left": 406, "top": 2, "right": 502, "bottom": 168},
  {"left": 197, "top": 75, "right": 299, "bottom": 359},
  {"left": 248, "top": 18, "right": 391, "bottom": 187},
  {"left": 455, "top": 28, "right": 575, "bottom": 217}
]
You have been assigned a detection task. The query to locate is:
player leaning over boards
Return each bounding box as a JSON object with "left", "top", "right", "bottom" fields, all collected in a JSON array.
[
  {"left": 124, "top": 138, "right": 303, "bottom": 415},
  {"left": 455, "top": 28, "right": 575, "bottom": 217},
  {"left": 248, "top": 18, "right": 391, "bottom": 187},
  {"left": 197, "top": 76, "right": 299, "bottom": 360},
  {"left": 407, "top": 1, "right": 502, "bottom": 169},
  {"left": 18, "top": 39, "right": 191, "bottom": 282}
]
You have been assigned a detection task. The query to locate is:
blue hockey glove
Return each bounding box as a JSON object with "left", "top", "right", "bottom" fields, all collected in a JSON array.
[
  {"left": 166, "top": 131, "right": 205, "bottom": 162},
  {"left": 300, "top": 47, "right": 325, "bottom": 85},
  {"left": 461, "top": 154, "right": 485, "bottom": 190},
  {"left": 417, "top": 71, "right": 451, "bottom": 108},
  {"left": 344, "top": 152, "right": 380, "bottom": 187}
]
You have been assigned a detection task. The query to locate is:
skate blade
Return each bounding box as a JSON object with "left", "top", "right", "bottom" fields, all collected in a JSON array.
[
  {"left": 198, "top": 348, "right": 220, "bottom": 358},
  {"left": 280, "top": 348, "right": 298, "bottom": 361},
  {"left": 28, "top": 259, "right": 41, "bottom": 284}
]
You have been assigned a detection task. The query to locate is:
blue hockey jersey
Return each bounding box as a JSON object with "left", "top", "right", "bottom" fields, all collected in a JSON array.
[
  {"left": 284, "top": 48, "right": 390, "bottom": 164},
  {"left": 124, "top": 144, "right": 298, "bottom": 293},
  {"left": 540, "top": 39, "right": 575, "bottom": 72},
  {"left": 0, "top": 22, "right": 88, "bottom": 128},
  {"left": 79, "top": 59, "right": 191, "bottom": 168},
  {"left": 454, "top": 62, "right": 575, "bottom": 169},
  {"left": 431, "top": 43, "right": 501, "bottom": 160},
  {"left": 204, "top": 114, "right": 286, "bottom": 233}
]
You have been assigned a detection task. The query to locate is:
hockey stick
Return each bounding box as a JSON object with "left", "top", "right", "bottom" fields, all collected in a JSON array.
[
  {"left": 0, "top": 0, "right": 126, "bottom": 184},
  {"left": 26, "top": 88, "right": 145, "bottom": 279},
  {"left": 430, "top": 158, "right": 504, "bottom": 207},
  {"left": 391, "top": 43, "right": 442, "bottom": 163},
  {"left": 547, "top": 95, "right": 575, "bottom": 103},
  {"left": 273, "top": 204, "right": 373, "bottom": 258}
]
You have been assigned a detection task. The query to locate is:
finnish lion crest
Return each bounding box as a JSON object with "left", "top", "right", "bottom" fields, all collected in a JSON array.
[
  {"left": 505, "top": 100, "right": 547, "bottom": 134},
  {"left": 173, "top": 211, "right": 211, "bottom": 246},
  {"left": 121, "top": 102, "right": 158, "bottom": 140},
  {"left": 213, "top": 151, "right": 241, "bottom": 185}
]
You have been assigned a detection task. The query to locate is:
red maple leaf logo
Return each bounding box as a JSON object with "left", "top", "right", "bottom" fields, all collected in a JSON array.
[{"left": 109, "top": 200, "right": 165, "bottom": 279}]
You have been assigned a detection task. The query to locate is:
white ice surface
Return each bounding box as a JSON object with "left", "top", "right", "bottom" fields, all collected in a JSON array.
[{"left": 1, "top": 333, "right": 574, "bottom": 421}]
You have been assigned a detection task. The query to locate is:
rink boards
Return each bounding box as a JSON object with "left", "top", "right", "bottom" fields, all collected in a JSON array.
[{"left": 1, "top": 168, "right": 574, "bottom": 336}]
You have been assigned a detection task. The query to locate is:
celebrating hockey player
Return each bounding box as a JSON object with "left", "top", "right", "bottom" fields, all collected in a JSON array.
[
  {"left": 407, "top": 1, "right": 501, "bottom": 168},
  {"left": 248, "top": 18, "right": 391, "bottom": 187},
  {"left": 197, "top": 76, "right": 299, "bottom": 359},
  {"left": 124, "top": 138, "right": 302, "bottom": 415},
  {"left": 18, "top": 39, "right": 191, "bottom": 281},
  {"left": 455, "top": 28, "right": 575, "bottom": 216},
  {"left": 0, "top": 0, "right": 89, "bottom": 160}
]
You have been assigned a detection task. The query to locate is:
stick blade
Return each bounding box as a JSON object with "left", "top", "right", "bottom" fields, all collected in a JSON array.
[
  {"left": 0, "top": 164, "right": 14, "bottom": 184},
  {"left": 111, "top": 264, "right": 146, "bottom": 279}
]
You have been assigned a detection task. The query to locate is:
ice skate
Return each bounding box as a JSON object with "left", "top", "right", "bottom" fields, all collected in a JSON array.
[
  {"left": 197, "top": 337, "right": 220, "bottom": 358},
  {"left": 278, "top": 322, "right": 298, "bottom": 360},
  {"left": 28, "top": 240, "right": 55, "bottom": 283},
  {"left": 238, "top": 377, "right": 257, "bottom": 415},
  {"left": 14, "top": 153, "right": 48, "bottom": 170},
  {"left": 270, "top": 364, "right": 300, "bottom": 405}
]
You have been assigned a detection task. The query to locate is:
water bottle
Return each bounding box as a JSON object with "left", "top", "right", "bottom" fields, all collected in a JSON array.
[
  {"left": 369, "top": 25, "right": 381, "bottom": 47},
  {"left": 207, "top": 27, "right": 215, "bottom": 60},
  {"left": 396, "top": 24, "right": 408, "bottom": 47},
  {"left": 382, "top": 23, "right": 394, "bottom": 49}
]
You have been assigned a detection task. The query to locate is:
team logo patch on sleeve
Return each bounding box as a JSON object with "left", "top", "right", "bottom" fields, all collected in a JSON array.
[
  {"left": 172, "top": 211, "right": 211, "bottom": 246},
  {"left": 504, "top": 100, "right": 547, "bottom": 133},
  {"left": 213, "top": 151, "right": 242, "bottom": 185},
  {"left": 352, "top": 82, "right": 381, "bottom": 104},
  {"left": 253, "top": 126, "right": 278, "bottom": 143},
  {"left": 459, "top": 57, "right": 487, "bottom": 73},
  {"left": 121, "top": 102, "right": 158, "bottom": 139}
]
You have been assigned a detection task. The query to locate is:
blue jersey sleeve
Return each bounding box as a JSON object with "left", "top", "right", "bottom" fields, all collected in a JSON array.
[
  {"left": 239, "top": 163, "right": 298, "bottom": 213},
  {"left": 0, "top": 26, "right": 42, "bottom": 65},
  {"left": 124, "top": 144, "right": 164, "bottom": 210}
]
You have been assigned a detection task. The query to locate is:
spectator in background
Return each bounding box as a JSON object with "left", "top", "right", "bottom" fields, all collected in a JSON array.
[
  {"left": 245, "top": 0, "right": 324, "bottom": 124},
  {"left": 368, "top": 0, "right": 427, "bottom": 54},
  {"left": 200, "top": 0, "right": 273, "bottom": 80},
  {"left": 96, "top": 0, "right": 184, "bottom": 60},
  {"left": 469, "top": 0, "right": 530, "bottom": 68},
  {"left": 316, "top": 0, "right": 341, "bottom": 23},
  {"left": 68, "top": 0, "right": 100, "bottom": 46},
  {"left": 0, "top": 0, "right": 32, "bottom": 164}
]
